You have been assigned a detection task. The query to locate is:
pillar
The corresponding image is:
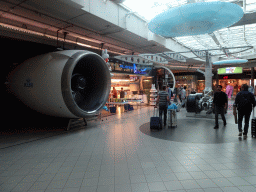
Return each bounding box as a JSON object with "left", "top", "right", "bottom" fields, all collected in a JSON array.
[
  {"left": 251, "top": 67, "right": 254, "bottom": 87},
  {"left": 204, "top": 51, "right": 212, "bottom": 94},
  {"left": 216, "top": 71, "right": 219, "bottom": 85}
]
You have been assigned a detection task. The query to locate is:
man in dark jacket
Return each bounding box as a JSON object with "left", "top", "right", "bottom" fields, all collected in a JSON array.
[
  {"left": 156, "top": 85, "right": 170, "bottom": 126},
  {"left": 233, "top": 84, "right": 256, "bottom": 137},
  {"left": 213, "top": 85, "right": 228, "bottom": 129},
  {"left": 120, "top": 87, "right": 125, "bottom": 98}
]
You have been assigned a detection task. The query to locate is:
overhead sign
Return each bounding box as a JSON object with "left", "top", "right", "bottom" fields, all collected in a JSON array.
[
  {"left": 108, "top": 58, "right": 152, "bottom": 75},
  {"left": 157, "top": 52, "right": 186, "bottom": 62},
  {"left": 192, "top": 50, "right": 206, "bottom": 59},
  {"left": 114, "top": 55, "right": 153, "bottom": 65},
  {"left": 218, "top": 67, "right": 243, "bottom": 75},
  {"left": 138, "top": 54, "right": 168, "bottom": 64}
]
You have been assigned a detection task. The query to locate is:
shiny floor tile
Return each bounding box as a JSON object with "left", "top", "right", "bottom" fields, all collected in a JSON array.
[{"left": 0, "top": 105, "right": 256, "bottom": 192}]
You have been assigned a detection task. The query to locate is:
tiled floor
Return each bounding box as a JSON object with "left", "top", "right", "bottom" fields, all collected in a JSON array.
[{"left": 1, "top": 102, "right": 256, "bottom": 192}]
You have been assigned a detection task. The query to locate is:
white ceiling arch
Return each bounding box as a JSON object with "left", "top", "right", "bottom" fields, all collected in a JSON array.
[{"left": 0, "top": 0, "right": 255, "bottom": 73}]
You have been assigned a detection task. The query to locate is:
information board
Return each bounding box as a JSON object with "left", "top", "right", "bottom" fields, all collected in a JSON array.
[{"left": 218, "top": 67, "right": 243, "bottom": 75}]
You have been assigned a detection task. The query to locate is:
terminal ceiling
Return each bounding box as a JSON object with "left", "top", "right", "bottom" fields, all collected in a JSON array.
[{"left": 0, "top": 0, "right": 256, "bottom": 72}]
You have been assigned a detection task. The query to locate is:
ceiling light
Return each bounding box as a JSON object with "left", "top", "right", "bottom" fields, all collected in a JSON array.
[
  {"left": 77, "top": 42, "right": 92, "bottom": 48},
  {"left": 111, "top": 79, "right": 130, "bottom": 82}
]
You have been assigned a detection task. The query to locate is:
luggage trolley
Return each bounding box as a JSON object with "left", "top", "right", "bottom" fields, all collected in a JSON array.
[{"left": 168, "top": 109, "right": 177, "bottom": 128}]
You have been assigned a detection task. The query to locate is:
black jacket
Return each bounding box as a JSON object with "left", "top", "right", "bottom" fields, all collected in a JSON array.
[
  {"left": 213, "top": 91, "right": 228, "bottom": 107},
  {"left": 234, "top": 91, "right": 256, "bottom": 111}
]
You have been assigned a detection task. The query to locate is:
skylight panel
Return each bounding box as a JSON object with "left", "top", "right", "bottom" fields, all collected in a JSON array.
[
  {"left": 246, "top": 4, "right": 256, "bottom": 12},
  {"left": 229, "top": 26, "right": 243, "bottom": 31},
  {"left": 246, "top": 0, "right": 256, "bottom": 3},
  {"left": 209, "top": 50, "right": 223, "bottom": 56},
  {"left": 122, "top": 0, "right": 255, "bottom": 58},
  {"left": 122, "top": 0, "right": 171, "bottom": 21},
  {"left": 174, "top": 36, "right": 205, "bottom": 50}
]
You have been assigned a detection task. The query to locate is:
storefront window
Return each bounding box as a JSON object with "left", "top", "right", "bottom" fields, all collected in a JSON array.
[
  {"left": 196, "top": 80, "right": 205, "bottom": 93},
  {"left": 175, "top": 75, "right": 197, "bottom": 95},
  {"left": 217, "top": 79, "right": 251, "bottom": 97}
]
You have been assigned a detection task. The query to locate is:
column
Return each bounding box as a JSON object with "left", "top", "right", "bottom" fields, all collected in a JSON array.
[
  {"left": 204, "top": 51, "right": 212, "bottom": 94},
  {"left": 251, "top": 67, "right": 254, "bottom": 87}
]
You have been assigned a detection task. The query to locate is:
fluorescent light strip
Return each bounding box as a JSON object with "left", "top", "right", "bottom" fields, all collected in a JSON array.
[
  {"left": 111, "top": 79, "right": 130, "bottom": 82},
  {"left": 0, "top": 11, "right": 128, "bottom": 54},
  {"left": 0, "top": 22, "right": 123, "bottom": 55}
]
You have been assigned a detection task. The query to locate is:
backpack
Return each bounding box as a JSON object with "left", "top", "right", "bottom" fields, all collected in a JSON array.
[{"left": 238, "top": 92, "right": 254, "bottom": 110}]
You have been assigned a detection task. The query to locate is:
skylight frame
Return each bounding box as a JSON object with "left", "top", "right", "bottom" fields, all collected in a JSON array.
[{"left": 122, "top": 0, "right": 256, "bottom": 58}]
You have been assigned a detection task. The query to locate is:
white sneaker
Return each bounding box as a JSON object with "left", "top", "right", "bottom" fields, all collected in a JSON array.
[{"left": 238, "top": 132, "right": 242, "bottom": 137}]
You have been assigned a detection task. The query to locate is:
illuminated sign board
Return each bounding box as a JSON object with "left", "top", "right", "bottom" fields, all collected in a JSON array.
[
  {"left": 218, "top": 67, "right": 243, "bottom": 75},
  {"left": 109, "top": 58, "right": 152, "bottom": 75}
]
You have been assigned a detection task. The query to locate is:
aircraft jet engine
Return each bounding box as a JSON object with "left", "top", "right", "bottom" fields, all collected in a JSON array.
[{"left": 8, "top": 50, "right": 111, "bottom": 118}]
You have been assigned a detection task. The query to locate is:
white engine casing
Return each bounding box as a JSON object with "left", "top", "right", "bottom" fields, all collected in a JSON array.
[{"left": 8, "top": 50, "right": 111, "bottom": 118}]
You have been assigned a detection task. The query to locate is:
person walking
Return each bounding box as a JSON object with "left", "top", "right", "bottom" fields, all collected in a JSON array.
[
  {"left": 180, "top": 87, "right": 186, "bottom": 108},
  {"left": 167, "top": 86, "right": 173, "bottom": 104},
  {"left": 213, "top": 85, "right": 227, "bottom": 129},
  {"left": 233, "top": 84, "right": 256, "bottom": 137},
  {"left": 155, "top": 85, "right": 170, "bottom": 126},
  {"left": 112, "top": 87, "right": 117, "bottom": 99},
  {"left": 120, "top": 87, "right": 125, "bottom": 98},
  {"left": 178, "top": 86, "right": 182, "bottom": 103},
  {"left": 173, "top": 86, "right": 178, "bottom": 102}
]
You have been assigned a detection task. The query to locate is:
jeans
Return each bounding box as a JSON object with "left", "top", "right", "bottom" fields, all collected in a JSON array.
[
  {"left": 178, "top": 94, "right": 182, "bottom": 102},
  {"left": 215, "top": 105, "right": 226, "bottom": 126},
  {"left": 159, "top": 106, "right": 167, "bottom": 125},
  {"left": 238, "top": 109, "right": 252, "bottom": 134}
]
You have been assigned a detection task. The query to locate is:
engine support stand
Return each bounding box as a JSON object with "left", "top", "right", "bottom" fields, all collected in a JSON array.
[{"left": 66, "top": 118, "right": 87, "bottom": 131}]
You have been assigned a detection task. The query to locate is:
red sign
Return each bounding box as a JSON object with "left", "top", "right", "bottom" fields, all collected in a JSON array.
[{"left": 223, "top": 76, "right": 228, "bottom": 79}]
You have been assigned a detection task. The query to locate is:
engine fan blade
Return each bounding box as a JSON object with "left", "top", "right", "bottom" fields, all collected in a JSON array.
[
  {"left": 72, "top": 91, "right": 86, "bottom": 107},
  {"left": 71, "top": 74, "right": 86, "bottom": 92}
]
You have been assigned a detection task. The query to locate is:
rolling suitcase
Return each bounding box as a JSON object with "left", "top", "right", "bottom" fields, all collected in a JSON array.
[
  {"left": 110, "top": 106, "right": 116, "bottom": 113},
  {"left": 252, "top": 107, "right": 256, "bottom": 137},
  {"left": 150, "top": 107, "right": 162, "bottom": 130}
]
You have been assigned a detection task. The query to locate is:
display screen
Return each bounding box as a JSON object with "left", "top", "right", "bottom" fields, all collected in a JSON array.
[
  {"left": 109, "top": 58, "right": 152, "bottom": 75},
  {"left": 218, "top": 67, "right": 243, "bottom": 75}
]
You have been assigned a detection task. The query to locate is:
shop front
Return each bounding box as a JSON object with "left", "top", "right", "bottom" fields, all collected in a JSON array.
[
  {"left": 175, "top": 75, "right": 197, "bottom": 96},
  {"left": 215, "top": 77, "right": 254, "bottom": 97},
  {"left": 107, "top": 58, "right": 153, "bottom": 114},
  {"left": 174, "top": 69, "right": 255, "bottom": 97},
  {"left": 110, "top": 74, "right": 148, "bottom": 102},
  {"left": 214, "top": 67, "right": 255, "bottom": 97},
  {"left": 196, "top": 78, "right": 254, "bottom": 97},
  {"left": 107, "top": 58, "right": 177, "bottom": 113}
]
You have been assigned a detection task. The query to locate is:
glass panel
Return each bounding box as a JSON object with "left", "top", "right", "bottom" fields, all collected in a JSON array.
[
  {"left": 246, "top": 0, "right": 256, "bottom": 3},
  {"left": 246, "top": 4, "right": 256, "bottom": 12},
  {"left": 122, "top": 0, "right": 256, "bottom": 58}
]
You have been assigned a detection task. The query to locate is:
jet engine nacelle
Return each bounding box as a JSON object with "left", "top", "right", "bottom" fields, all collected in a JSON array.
[{"left": 8, "top": 50, "right": 111, "bottom": 118}]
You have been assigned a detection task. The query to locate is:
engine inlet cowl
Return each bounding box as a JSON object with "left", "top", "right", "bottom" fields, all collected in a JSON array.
[{"left": 8, "top": 50, "right": 111, "bottom": 118}]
